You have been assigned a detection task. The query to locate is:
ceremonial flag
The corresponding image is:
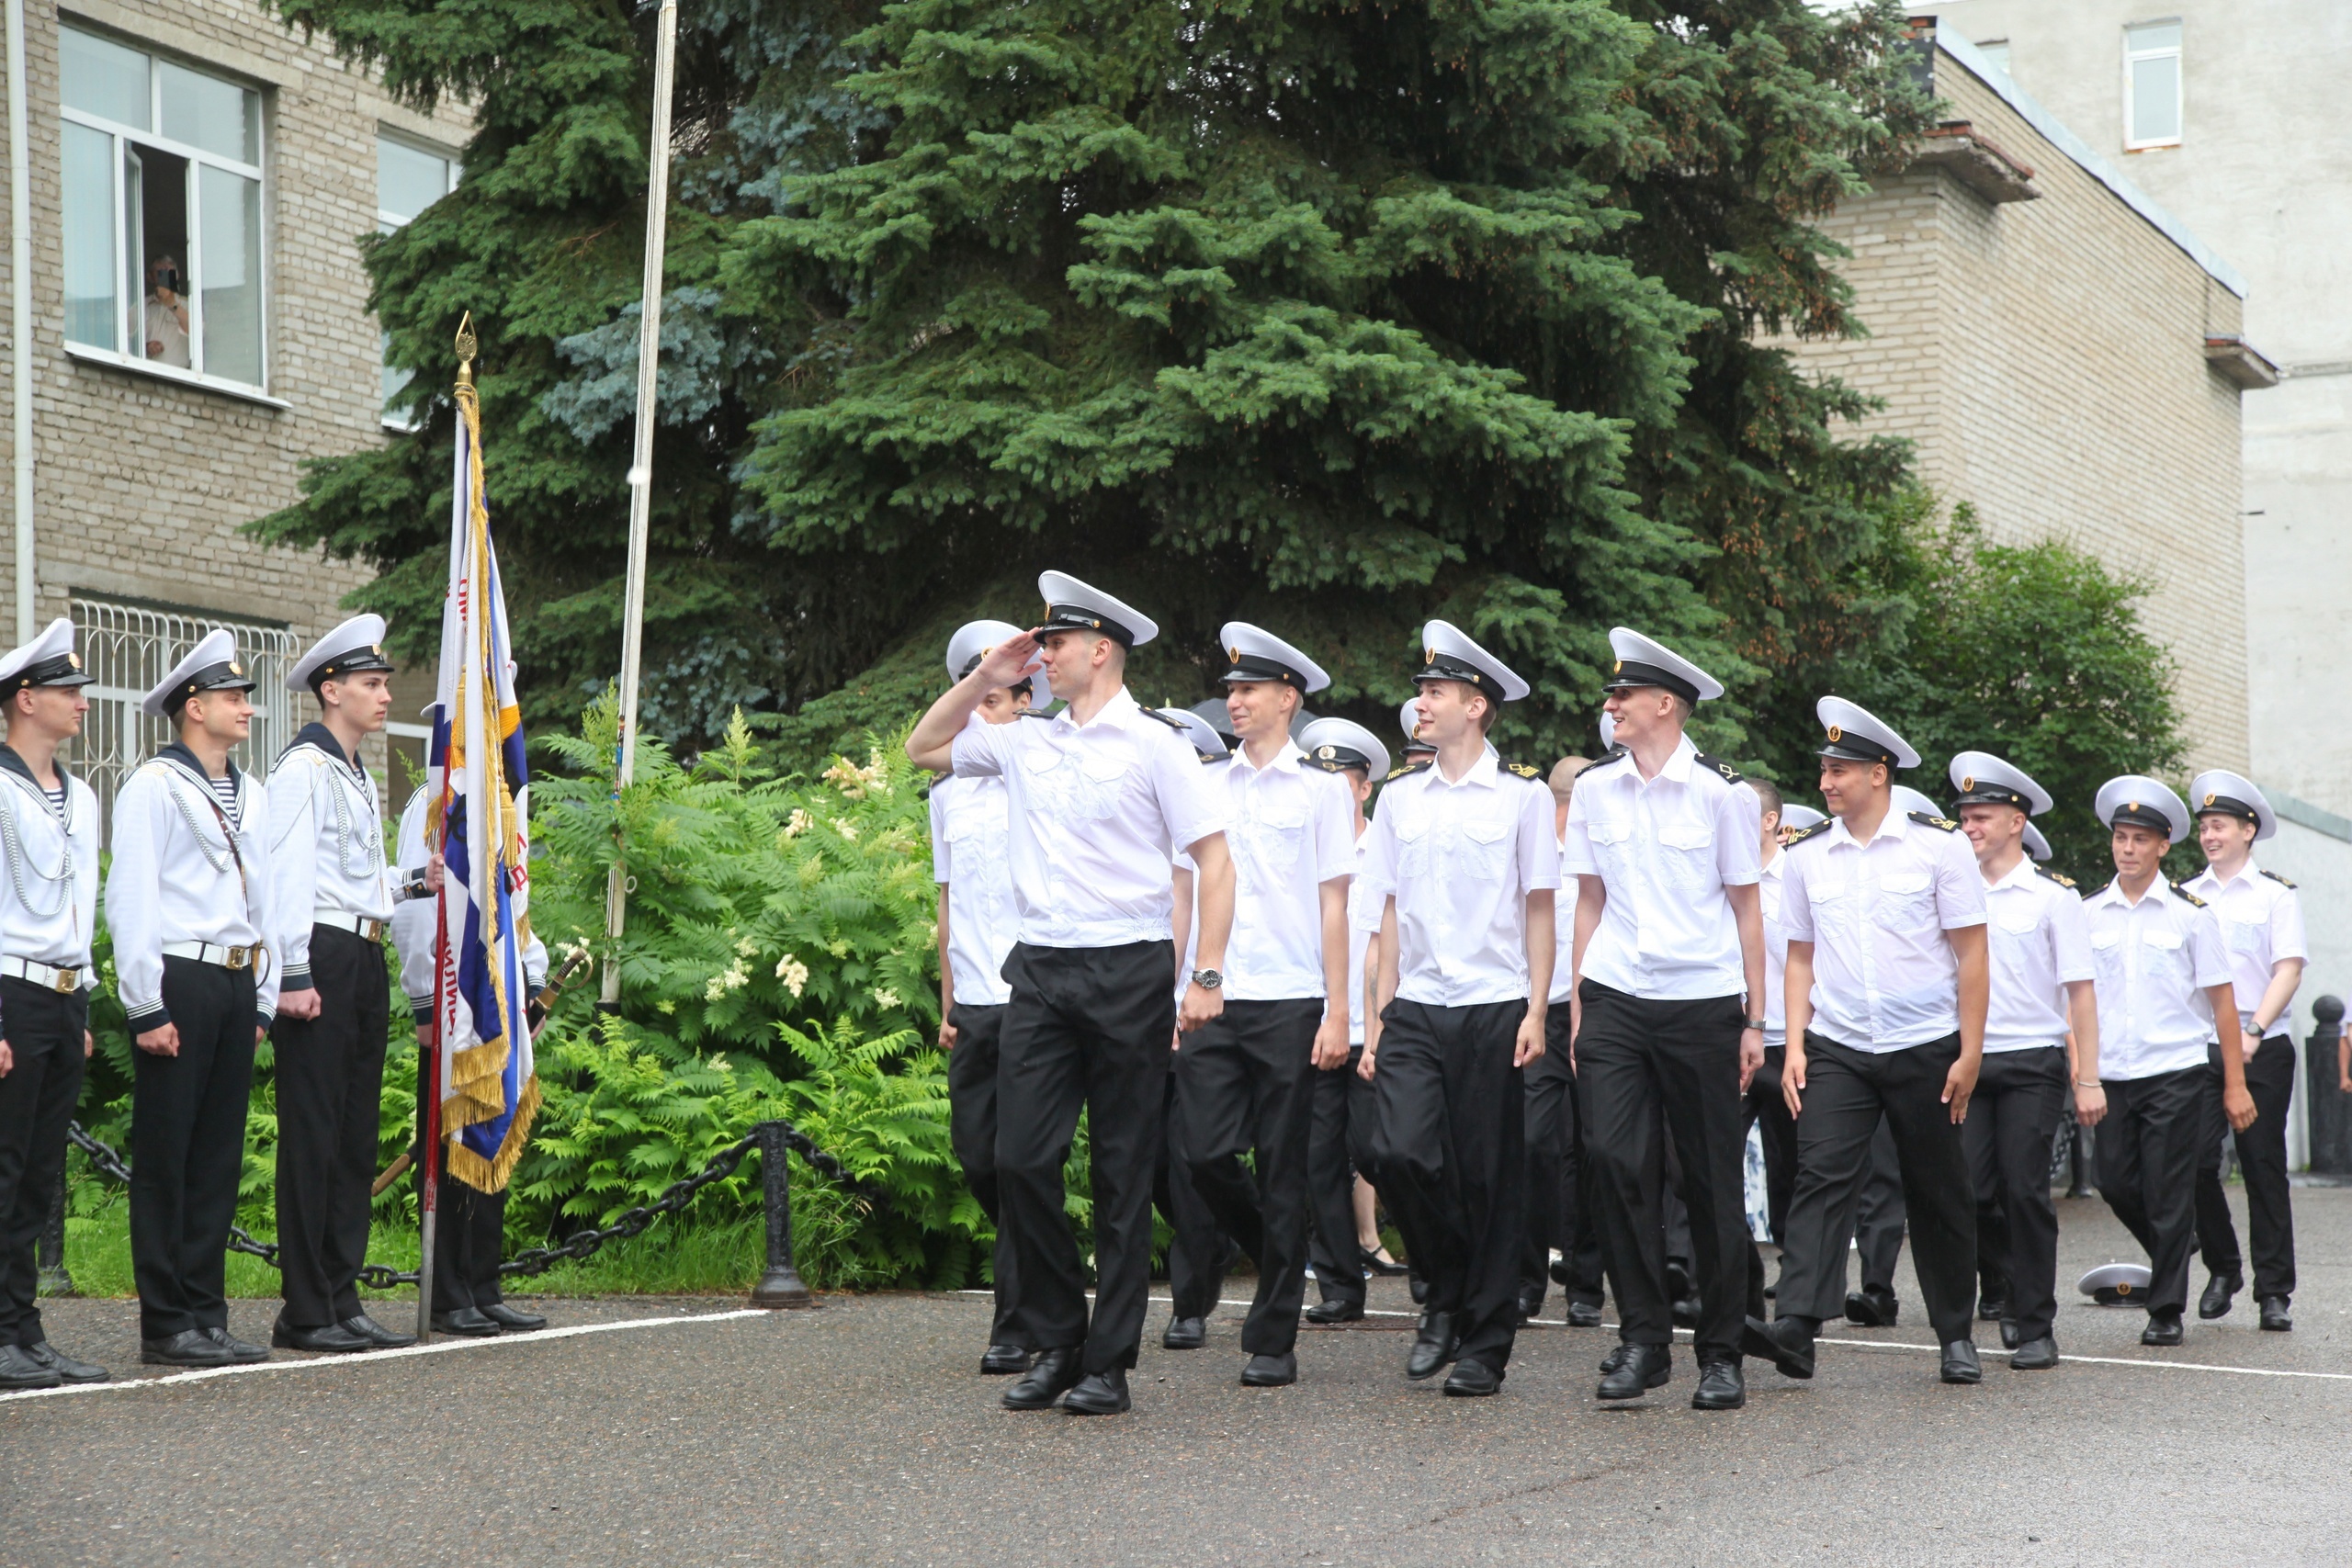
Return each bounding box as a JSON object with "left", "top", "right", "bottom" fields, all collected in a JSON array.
[{"left": 430, "top": 364, "right": 538, "bottom": 1191}]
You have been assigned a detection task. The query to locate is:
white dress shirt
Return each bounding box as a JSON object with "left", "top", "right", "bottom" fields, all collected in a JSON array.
[
  {"left": 0, "top": 749, "right": 98, "bottom": 978},
  {"left": 266, "top": 725, "right": 395, "bottom": 992},
  {"left": 1347, "top": 836, "right": 1376, "bottom": 1043},
  {"left": 1562, "top": 736, "right": 1760, "bottom": 1000},
  {"left": 1782, "top": 810, "right": 1985, "bottom": 1051},
  {"left": 952, "top": 690, "right": 1226, "bottom": 950},
  {"left": 2182, "top": 859, "right": 2306, "bottom": 1033},
  {"left": 1758, "top": 848, "right": 1789, "bottom": 1048},
  {"left": 930, "top": 773, "right": 1017, "bottom": 1007},
  {"left": 2082, "top": 878, "right": 2232, "bottom": 1080},
  {"left": 106, "top": 745, "right": 281, "bottom": 1032},
  {"left": 1980, "top": 857, "right": 2093, "bottom": 1054},
  {"left": 1360, "top": 750, "right": 1559, "bottom": 1008},
  {"left": 1216, "top": 742, "right": 1355, "bottom": 1000}
]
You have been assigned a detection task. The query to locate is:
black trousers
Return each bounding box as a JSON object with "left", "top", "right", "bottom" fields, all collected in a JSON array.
[
  {"left": 996, "top": 941, "right": 1173, "bottom": 1374},
  {"left": 1962, "top": 1048, "right": 2066, "bottom": 1340},
  {"left": 1371, "top": 997, "right": 1527, "bottom": 1372},
  {"left": 1306, "top": 1044, "right": 1378, "bottom": 1311},
  {"left": 273, "top": 928, "right": 390, "bottom": 1328},
  {"left": 130, "top": 958, "right": 258, "bottom": 1340},
  {"left": 1744, "top": 1044, "right": 1798, "bottom": 1247},
  {"left": 946, "top": 1001, "right": 1022, "bottom": 1347},
  {"left": 1521, "top": 1008, "right": 1604, "bottom": 1312},
  {"left": 1176, "top": 998, "right": 1322, "bottom": 1355},
  {"left": 1154, "top": 1065, "right": 1229, "bottom": 1320},
  {"left": 410, "top": 1037, "right": 511, "bottom": 1314},
  {"left": 0, "top": 978, "right": 86, "bottom": 1347},
  {"left": 2097, "top": 1066, "right": 2205, "bottom": 1316},
  {"left": 2196, "top": 1036, "right": 2297, "bottom": 1299},
  {"left": 1855, "top": 1116, "right": 1906, "bottom": 1293},
  {"left": 1576, "top": 982, "right": 1749, "bottom": 1359},
  {"left": 1778, "top": 1033, "right": 1976, "bottom": 1346}
]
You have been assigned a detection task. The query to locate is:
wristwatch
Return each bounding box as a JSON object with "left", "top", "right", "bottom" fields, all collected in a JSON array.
[
  {"left": 1744, "top": 1018, "right": 1767, "bottom": 1032},
  {"left": 1191, "top": 969, "right": 1223, "bottom": 991}
]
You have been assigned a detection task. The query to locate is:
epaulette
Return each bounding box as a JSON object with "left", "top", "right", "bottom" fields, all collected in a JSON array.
[
  {"left": 1141, "top": 707, "right": 1185, "bottom": 730},
  {"left": 1906, "top": 810, "right": 1962, "bottom": 832},
  {"left": 1504, "top": 760, "right": 1544, "bottom": 783},
  {"left": 2261, "top": 868, "right": 2298, "bottom": 890},
  {"left": 2169, "top": 881, "right": 2206, "bottom": 908},
  {"left": 1782, "top": 818, "right": 1834, "bottom": 848},
  {"left": 2034, "top": 863, "right": 2076, "bottom": 889},
  {"left": 1582, "top": 748, "right": 1632, "bottom": 773},
  {"left": 1693, "top": 751, "right": 1744, "bottom": 785},
  {"left": 1019, "top": 708, "right": 1055, "bottom": 720},
  {"left": 1385, "top": 760, "right": 1431, "bottom": 783}
]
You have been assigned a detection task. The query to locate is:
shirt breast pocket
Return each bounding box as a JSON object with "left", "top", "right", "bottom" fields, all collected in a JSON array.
[
  {"left": 1395, "top": 814, "right": 1434, "bottom": 877},
  {"left": 2139, "top": 925, "right": 2185, "bottom": 976},
  {"left": 1657, "top": 820, "right": 1714, "bottom": 890},
  {"left": 2222, "top": 916, "right": 2267, "bottom": 957},
  {"left": 1072, "top": 749, "right": 1135, "bottom": 822},
  {"left": 2090, "top": 929, "right": 2124, "bottom": 979},
  {"left": 1460, "top": 816, "right": 1512, "bottom": 879},
  {"left": 1873, "top": 870, "right": 1936, "bottom": 931},
  {"left": 1243, "top": 801, "right": 1309, "bottom": 877}
]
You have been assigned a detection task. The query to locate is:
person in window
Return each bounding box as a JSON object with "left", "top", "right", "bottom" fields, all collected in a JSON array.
[{"left": 144, "top": 255, "right": 191, "bottom": 368}]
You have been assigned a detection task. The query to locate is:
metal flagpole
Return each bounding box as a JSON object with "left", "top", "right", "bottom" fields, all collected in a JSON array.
[{"left": 601, "top": 0, "right": 680, "bottom": 1007}]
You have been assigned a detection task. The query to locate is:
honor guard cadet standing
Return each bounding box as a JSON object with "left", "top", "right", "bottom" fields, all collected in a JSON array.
[
  {"left": 1172, "top": 625, "right": 1355, "bottom": 1388},
  {"left": 1745, "top": 698, "right": 1990, "bottom": 1388},
  {"left": 928, "top": 620, "right": 1033, "bottom": 1375},
  {"left": 1361, "top": 621, "right": 1558, "bottom": 1398},
  {"left": 265, "top": 615, "right": 414, "bottom": 1355},
  {"left": 2081, "top": 776, "right": 2253, "bottom": 1346},
  {"left": 2183, "top": 770, "right": 2303, "bottom": 1331},
  {"left": 906, "top": 572, "right": 1234, "bottom": 1416},
  {"left": 0, "top": 621, "right": 105, "bottom": 1387},
  {"left": 1521, "top": 754, "right": 1607, "bottom": 1328},
  {"left": 107, "top": 630, "right": 281, "bottom": 1368},
  {"left": 1564, "top": 628, "right": 1762, "bottom": 1411},
  {"left": 1947, "top": 751, "right": 2100, "bottom": 1370},
  {"left": 1295, "top": 716, "right": 1389, "bottom": 1326}
]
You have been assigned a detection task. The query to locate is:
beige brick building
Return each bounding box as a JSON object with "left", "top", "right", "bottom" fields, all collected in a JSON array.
[
  {"left": 0, "top": 0, "right": 466, "bottom": 808},
  {"left": 1780, "top": 28, "right": 2260, "bottom": 774}
]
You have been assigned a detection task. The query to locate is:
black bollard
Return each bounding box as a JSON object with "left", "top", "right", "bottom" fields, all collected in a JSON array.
[
  {"left": 2305, "top": 997, "right": 2348, "bottom": 1177},
  {"left": 34, "top": 1171, "right": 73, "bottom": 1297},
  {"left": 751, "top": 1121, "right": 816, "bottom": 1309}
]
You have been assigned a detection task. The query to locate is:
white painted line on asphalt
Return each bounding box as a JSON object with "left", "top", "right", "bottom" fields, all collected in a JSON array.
[{"left": 0, "top": 1308, "right": 770, "bottom": 1404}]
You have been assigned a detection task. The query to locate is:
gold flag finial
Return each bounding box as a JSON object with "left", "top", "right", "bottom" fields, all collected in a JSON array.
[{"left": 455, "top": 311, "right": 478, "bottom": 389}]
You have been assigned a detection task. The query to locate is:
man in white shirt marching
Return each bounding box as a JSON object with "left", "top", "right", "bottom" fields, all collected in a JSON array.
[
  {"left": 907, "top": 572, "right": 1234, "bottom": 1416},
  {"left": 927, "top": 620, "right": 1033, "bottom": 1375},
  {"left": 1947, "top": 750, "right": 2100, "bottom": 1370},
  {"left": 2182, "top": 770, "right": 2303, "bottom": 1331},
  {"left": 1362, "top": 621, "right": 1557, "bottom": 1399},
  {"left": 0, "top": 621, "right": 105, "bottom": 1388},
  {"left": 1521, "top": 754, "right": 1606, "bottom": 1329},
  {"left": 266, "top": 616, "right": 414, "bottom": 1356},
  {"left": 1746, "top": 698, "right": 1989, "bottom": 1387},
  {"left": 2080, "top": 775, "right": 2254, "bottom": 1346},
  {"left": 1742, "top": 780, "right": 1800, "bottom": 1280},
  {"left": 107, "top": 630, "right": 281, "bottom": 1368},
  {"left": 1170, "top": 626, "right": 1354, "bottom": 1388},
  {"left": 1565, "top": 628, "right": 1761, "bottom": 1411}
]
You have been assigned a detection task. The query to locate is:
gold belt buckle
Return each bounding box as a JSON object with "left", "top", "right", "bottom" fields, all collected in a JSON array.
[
  {"left": 51, "top": 966, "right": 78, "bottom": 993},
  {"left": 225, "top": 945, "right": 251, "bottom": 970},
  {"left": 360, "top": 919, "right": 384, "bottom": 942}
]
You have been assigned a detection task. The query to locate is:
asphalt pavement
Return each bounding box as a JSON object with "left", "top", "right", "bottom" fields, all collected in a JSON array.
[{"left": 6, "top": 1186, "right": 2351, "bottom": 1567}]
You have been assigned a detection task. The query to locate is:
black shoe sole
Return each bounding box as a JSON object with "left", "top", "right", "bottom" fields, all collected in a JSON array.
[
  {"left": 1241, "top": 1371, "right": 1297, "bottom": 1388},
  {"left": 1690, "top": 1387, "right": 1746, "bottom": 1410},
  {"left": 1940, "top": 1366, "right": 1982, "bottom": 1385},
  {"left": 1002, "top": 1383, "right": 1080, "bottom": 1410},
  {"left": 1063, "top": 1390, "right": 1132, "bottom": 1415},
  {"left": 140, "top": 1351, "right": 232, "bottom": 1368},
  {"left": 1404, "top": 1351, "right": 1457, "bottom": 1382},
  {"left": 1442, "top": 1378, "right": 1500, "bottom": 1397},
  {"left": 1739, "top": 1319, "right": 1815, "bottom": 1380},
  {"left": 0, "top": 1373, "right": 62, "bottom": 1389},
  {"left": 1303, "top": 1307, "right": 1365, "bottom": 1325},
  {"left": 1597, "top": 1360, "right": 1671, "bottom": 1400}
]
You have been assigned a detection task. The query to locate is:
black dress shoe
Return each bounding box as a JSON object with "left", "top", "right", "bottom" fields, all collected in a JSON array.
[
  {"left": 1999, "top": 1317, "right": 2020, "bottom": 1350},
  {"left": 1405, "top": 1311, "right": 1458, "bottom": 1381},
  {"left": 1161, "top": 1314, "right": 1205, "bottom": 1350},
  {"left": 1740, "top": 1315, "right": 1815, "bottom": 1380},
  {"left": 1549, "top": 1257, "right": 1572, "bottom": 1287},
  {"left": 979, "top": 1343, "right": 1032, "bottom": 1375},
  {"left": 270, "top": 1317, "right": 375, "bottom": 1354},
  {"left": 432, "top": 1307, "right": 502, "bottom": 1338},
  {"left": 0, "top": 1343, "right": 62, "bottom": 1388},
  {"left": 1241, "top": 1352, "right": 1296, "bottom": 1387},
  {"left": 1408, "top": 1273, "right": 1430, "bottom": 1305},
  {"left": 1670, "top": 1294, "right": 1701, "bottom": 1329},
  {"left": 1597, "top": 1343, "right": 1670, "bottom": 1400},
  {"left": 2258, "top": 1295, "right": 2292, "bottom": 1332},
  {"left": 142, "top": 1329, "right": 232, "bottom": 1368},
  {"left": 344, "top": 1314, "right": 418, "bottom": 1348},
  {"left": 2008, "top": 1335, "right": 2059, "bottom": 1371},
  {"left": 1002, "top": 1348, "right": 1081, "bottom": 1409},
  {"left": 1939, "top": 1340, "right": 1982, "bottom": 1384},
  {"left": 1063, "top": 1368, "right": 1131, "bottom": 1415},
  {"left": 1599, "top": 1342, "right": 1633, "bottom": 1375},
  {"left": 1844, "top": 1287, "right": 1898, "bottom": 1327},
  {"left": 1976, "top": 1288, "right": 2008, "bottom": 1323},
  {"left": 205, "top": 1326, "right": 269, "bottom": 1363},
  {"left": 1303, "top": 1298, "right": 1363, "bottom": 1325},
  {"left": 1566, "top": 1299, "right": 1604, "bottom": 1329},
  {"left": 2198, "top": 1272, "right": 2240, "bottom": 1320},
  {"left": 21, "top": 1341, "right": 107, "bottom": 1384},
  {"left": 1690, "top": 1358, "right": 1745, "bottom": 1411},
  {"left": 1442, "top": 1359, "right": 1501, "bottom": 1397},
  {"left": 2141, "top": 1309, "right": 2185, "bottom": 1347},
  {"left": 1362, "top": 1247, "right": 1409, "bottom": 1277},
  {"left": 479, "top": 1302, "right": 548, "bottom": 1332}
]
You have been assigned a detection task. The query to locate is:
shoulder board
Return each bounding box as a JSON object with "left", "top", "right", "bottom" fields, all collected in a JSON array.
[
  {"left": 1782, "top": 819, "right": 1834, "bottom": 848},
  {"left": 1138, "top": 707, "right": 1183, "bottom": 730},
  {"left": 1384, "top": 760, "right": 1430, "bottom": 783},
  {"left": 2034, "top": 863, "right": 2076, "bottom": 889},
  {"left": 1692, "top": 751, "right": 1744, "bottom": 785},
  {"left": 2169, "top": 881, "right": 2206, "bottom": 908},
  {"left": 1906, "top": 810, "right": 1962, "bottom": 832},
  {"left": 1582, "top": 748, "right": 1631, "bottom": 773},
  {"left": 2261, "top": 868, "right": 2298, "bottom": 890},
  {"left": 1504, "top": 760, "right": 1544, "bottom": 782},
  {"left": 1019, "top": 707, "right": 1055, "bottom": 720}
]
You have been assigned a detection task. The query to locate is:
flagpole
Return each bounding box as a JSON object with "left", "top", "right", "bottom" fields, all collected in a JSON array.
[{"left": 602, "top": 0, "right": 679, "bottom": 1007}]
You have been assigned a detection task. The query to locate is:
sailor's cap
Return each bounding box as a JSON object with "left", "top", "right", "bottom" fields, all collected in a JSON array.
[
  {"left": 288, "top": 614, "right": 395, "bottom": 693},
  {"left": 1187, "top": 697, "right": 1238, "bottom": 746},
  {"left": 1415, "top": 620, "right": 1528, "bottom": 705},
  {"left": 1948, "top": 750, "right": 2052, "bottom": 816},
  {"left": 2096, "top": 775, "right": 2189, "bottom": 843},
  {"left": 1037, "top": 570, "right": 1157, "bottom": 649},
  {"left": 1160, "top": 706, "right": 1230, "bottom": 762},
  {"left": 1217, "top": 622, "right": 1330, "bottom": 694},
  {"left": 2189, "top": 769, "right": 2276, "bottom": 841},
  {"left": 1297, "top": 716, "right": 1388, "bottom": 782},
  {"left": 143, "top": 628, "right": 254, "bottom": 719},
  {"left": 1893, "top": 784, "right": 1947, "bottom": 821},
  {"left": 1398, "top": 699, "right": 1434, "bottom": 753},
  {"left": 1780, "top": 803, "right": 1826, "bottom": 833},
  {"left": 1815, "top": 695, "right": 1919, "bottom": 770},
  {"left": 1602, "top": 627, "right": 1724, "bottom": 705},
  {"left": 945, "top": 619, "right": 1028, "bottom": 682},
  {"left": 2077, "top": 1261, "right": 2154, "bottom": 1305},
  {"left": 2022, "top": 821, "right": 2054, "bottom": 863},
  {"left": 1598, "top": 712, "right": 1617, "bottom": 752},
  {"left": 0, "top": 618, "right": 92, "bottom": 700}
]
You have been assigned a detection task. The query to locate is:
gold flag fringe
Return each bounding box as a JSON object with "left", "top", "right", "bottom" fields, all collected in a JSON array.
[{"left": 443, "top": 1075, "right": 542, "bottom": 1194}]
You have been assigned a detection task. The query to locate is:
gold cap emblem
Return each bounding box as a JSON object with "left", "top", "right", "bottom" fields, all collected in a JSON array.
[
  {"left": 228, "top": 661, "right": 243, "bottom": 675},
  {"left": 2204, "top": 792, "right": 2217, "bottom": 807},
  {"left": 1961, "top": 775, "right": 1974, "bottom": 791},
  {"left": 1316, "top": 745, "right": 1335, "bottom": 759},
  {"left": 66, "top": 653, "right": 79, "bottom": 669},
  {"left": 1826, "top": 725, "right": 1843, "bottom": 743},
  {"left": 1612, "top": 659, "right": 1623, "bottom": 673},
  {"left": 2127, "top": 800, "right": 2142, "bottom": 814},
  {"left": 1424, "top": 646, "right": 1437, "bottom": 665},
  {"left": 1229, "top": 645, "right": 1242, "bottom": 664}
]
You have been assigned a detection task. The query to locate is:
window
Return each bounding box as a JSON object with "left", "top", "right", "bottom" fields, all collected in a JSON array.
[
  {"left": 60, "top": 29, "right": 267, "bottom": 391},
  {"left": 2125, "top": 20, "right": 2182, "bottom": 149},
  {"left": 378, "top": 136, "right": 459, "bottom": 428},
  {"left": 1977, "top": 39, "right": 2011, "bottom": 77}
]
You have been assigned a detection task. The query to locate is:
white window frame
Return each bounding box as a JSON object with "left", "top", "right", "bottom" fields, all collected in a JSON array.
[
  {"left": 58, "top": 30, "right": 272, "bottom": 398},
  {"left": 2123, "top": 19, "right": 2183, "bottom": 152},
  {"left": 377, "top": 132, "right": 462, "bottom": 431}
]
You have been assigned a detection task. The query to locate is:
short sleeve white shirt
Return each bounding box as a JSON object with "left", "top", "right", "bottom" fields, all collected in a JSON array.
[
  {"left": 1216, "top": 742, "right": 1357, "bottom": 1000},
  {"left": 1782, "top": 811, "right": 1987, "bottom": 1051},
  {"left": 951, "top": 689, "right": 1227, "bottom": 949},
  {"left": 1360, "top": 750, "right": 1559, "bottom": 1008},
  {"left": 1346, "top": 836, "right": 1376, "bottom": 1042},
  {"left": 1562, "top": 737, "right": 1761, "bottom": 1000},
  {"left": 1758, "top": 849, "right": 1790, "bottom": 1048},
  {"left": 2182, "top": 860, "right": 2307, "bottom": 1032},
  {"left": 2082, "top": 879, "right": 2233, "bottom": 1080},
  {"left": 930, "top": 773, "right": 1018, "bottom": 1007},
  {"left": 1549, "top": 829, "right": 1577, "bottom": 1005},
  {"left": 1980, "top": 857, "right": 2094, "bottom": 1054}
]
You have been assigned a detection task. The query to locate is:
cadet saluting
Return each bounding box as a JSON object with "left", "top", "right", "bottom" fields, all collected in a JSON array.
[
  {"left": 906, "top": 572, "right": 1234, "bottom": 1416},
  {"left": 107, "top": 630, "right": 281, "bottom": 1368}
]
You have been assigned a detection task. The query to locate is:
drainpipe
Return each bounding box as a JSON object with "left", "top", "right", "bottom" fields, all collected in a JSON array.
[{"left": 6, "top": 0, "right": 31, "bottom": 642}]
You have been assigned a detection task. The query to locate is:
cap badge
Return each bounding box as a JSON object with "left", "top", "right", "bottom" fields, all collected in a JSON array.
[
  {"left": 2127, "top": 800, "right": 2141, "bottom": 814},
  {"left": 1962, "top": 775, "right": 1974, "bottom": 791},
  {"left": 1316, "top": 745, "right": 1335, "bottom": 759},
  {"left": 1424, "top": 647, "right": 1437, "bottom": 665},
  {"left": 66, "top": 653, "right": 79, "bottom": 670},
  {"left": 228, "top": 661, "right": 243, "bottom": 676},
  {"left": 2204, "top": 792, "right": 2217, "bottom": 807},
  {"left": 1826, "top": 725, "right": 1843, "bottom": 743}
]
